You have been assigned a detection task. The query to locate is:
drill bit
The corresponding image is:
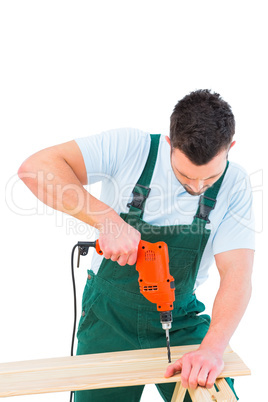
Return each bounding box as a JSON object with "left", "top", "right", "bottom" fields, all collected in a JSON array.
[
  {"left": 160, "top": 311, "right": 173, "bottom": 363},
  {"left": 166, "top": 328, "right": 171, "bottom": 363}
]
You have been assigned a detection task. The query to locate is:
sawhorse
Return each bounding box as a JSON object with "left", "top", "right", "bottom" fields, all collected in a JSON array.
[{"left": 172, "top": 378, "right": 237, "bottom": 401}]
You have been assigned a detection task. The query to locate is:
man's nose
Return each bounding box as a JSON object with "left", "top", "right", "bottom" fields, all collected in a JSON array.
[{"left": 189, "top": 180, "right": 204, "bottom": 193}]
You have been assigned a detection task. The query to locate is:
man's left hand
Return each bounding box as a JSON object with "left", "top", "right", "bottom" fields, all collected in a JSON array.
[{"left": 164, "top": 348, "right": 224, "bottom": 389}]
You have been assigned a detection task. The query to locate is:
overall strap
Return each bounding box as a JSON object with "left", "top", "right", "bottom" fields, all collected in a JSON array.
[
  {"left": 194, "top": 160, "right": 229, "bottom": 224},
  {"left": 127, "top": 134, "right": 161, "bottom": 218}
]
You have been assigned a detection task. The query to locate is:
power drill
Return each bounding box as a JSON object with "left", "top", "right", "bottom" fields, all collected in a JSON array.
[
  {"left": 136, "top": 240, "right": 175, "bottom": 363},
  {"left": 76, "top": 239, "right": 175, "bottom": 363}
]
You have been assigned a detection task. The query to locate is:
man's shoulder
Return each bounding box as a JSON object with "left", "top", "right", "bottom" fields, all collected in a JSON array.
[
  {"left": 227, "top": 160, "right": 250, "bottom": 177},
  {"left": 98, "top": 127, "right": 151, "bottom": 142},
  {"left": 224, "top": 161, "right": 251, "bottom": 191},
  {"left": 221, "top": 161, "right": 253, "bottom": 208}
]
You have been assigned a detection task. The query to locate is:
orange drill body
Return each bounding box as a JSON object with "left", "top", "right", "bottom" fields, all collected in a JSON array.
[
  {"left": 136, "top": 240, "right": 175, "bottom": 311},
  {"left": 136, "top": 240, "right": 175, "bottom": 362}
]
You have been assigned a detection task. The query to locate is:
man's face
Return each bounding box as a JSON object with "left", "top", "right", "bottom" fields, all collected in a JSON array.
[{"left": 166, "top": 136, "right": 234, "bottom": 196}]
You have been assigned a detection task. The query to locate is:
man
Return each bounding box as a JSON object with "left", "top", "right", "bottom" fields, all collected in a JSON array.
[{"left": 18, "top": 89, "right": 254, "bottom": 401}]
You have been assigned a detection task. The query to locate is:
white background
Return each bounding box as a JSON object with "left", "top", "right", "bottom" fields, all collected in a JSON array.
[{"left": 0, "top": 1, "right": 267, "bottom": 401}]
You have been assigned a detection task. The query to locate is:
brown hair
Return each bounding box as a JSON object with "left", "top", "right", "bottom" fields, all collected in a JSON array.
[{"left": 170, "top": 89, "right": 235, "bottom": 165}]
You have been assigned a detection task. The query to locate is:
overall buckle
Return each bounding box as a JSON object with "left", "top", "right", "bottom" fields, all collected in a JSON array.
[
  {"left": 194, "top": 195, "right": 217, "bottom": 223},
  {"left": 127, "top": 184, "right": 151, "bottom": 212}
]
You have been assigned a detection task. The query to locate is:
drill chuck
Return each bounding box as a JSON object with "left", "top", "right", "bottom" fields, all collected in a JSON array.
[{"left": 160, "top": 310, "right": 173, "bottom": 330}]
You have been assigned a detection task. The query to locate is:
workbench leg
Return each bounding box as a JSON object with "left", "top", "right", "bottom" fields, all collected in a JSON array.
[
  {"left": 170, "top": 382, "right": 187, "bottom": 402},
  {"left": 188, "top": 378, "right": 237, "bottom": 402}
]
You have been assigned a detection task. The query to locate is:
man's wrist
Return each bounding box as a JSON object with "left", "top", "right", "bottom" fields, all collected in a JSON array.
[
  {"left": 94, "top": 211, "right": 124, "bottom": 234},
  {"left": 199, "top": 332, "right": 229, "bottom": 357}
]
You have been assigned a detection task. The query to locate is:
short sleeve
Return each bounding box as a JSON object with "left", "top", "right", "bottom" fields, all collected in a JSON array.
[
  {"left": 74, "top": 128, "right": 150, "bottom": 184},
  {"left": 212, "top": 170, "right": 255, "bottom": 255}
]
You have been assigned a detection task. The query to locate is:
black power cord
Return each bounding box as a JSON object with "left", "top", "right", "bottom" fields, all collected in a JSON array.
[
  {"left": 69, "top": 241, "right": 96, "bottom": 402},
  {"left": 70, "top": 243, "right": 78, "bottom": 402},
  {"left": 70, "top": 244, "right": 79, "bottom": 358}
]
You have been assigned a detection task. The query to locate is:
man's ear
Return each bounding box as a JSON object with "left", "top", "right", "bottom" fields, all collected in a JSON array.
[
  {"left": 229, "top": 140, "right": 236, "bottom": 150},
  {"left": 165, "top": 136, "right": 171, "bottom": 147}
]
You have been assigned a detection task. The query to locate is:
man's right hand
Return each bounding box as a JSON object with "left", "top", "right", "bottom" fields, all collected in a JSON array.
[{"left": 98, "top": 216, "right": 141, "bottom": 266}]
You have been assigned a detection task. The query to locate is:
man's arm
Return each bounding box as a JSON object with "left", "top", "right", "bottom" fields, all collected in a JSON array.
[
  {"left": 18, "top": 140, "right": 141, "bottom": 266},
  {"left": 165, "top": 248, "right": 254, "bottom": 389}
]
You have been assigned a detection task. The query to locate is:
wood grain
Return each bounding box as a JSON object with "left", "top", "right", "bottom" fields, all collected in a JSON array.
[
  {"left": 0, "top": 345, "right": 250, "bottom": 398},
  {"left": 171, "top": 382, "right": 187, "bottom": 401},
  {"left": 188, "top": 379, "right": 237, "bottom": 402}
]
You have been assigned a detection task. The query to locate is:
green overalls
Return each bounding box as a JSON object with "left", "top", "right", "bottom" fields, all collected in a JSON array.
[{"left": 74, "top": 134, "right": 237, "bottom": 402}]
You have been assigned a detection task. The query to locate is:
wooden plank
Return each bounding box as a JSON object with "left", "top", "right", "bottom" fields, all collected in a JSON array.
[{"left": 0, "top": 345, "right": 250, "bottom": 398}]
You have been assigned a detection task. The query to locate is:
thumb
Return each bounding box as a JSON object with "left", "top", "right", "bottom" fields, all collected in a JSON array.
[{"left": 164, "top": 358, "right": 182, "bottom": 378}]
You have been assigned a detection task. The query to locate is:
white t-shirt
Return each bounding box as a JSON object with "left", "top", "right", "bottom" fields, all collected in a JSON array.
[{"left": 75, "top": 127, "right": 255, "bottom": 289}]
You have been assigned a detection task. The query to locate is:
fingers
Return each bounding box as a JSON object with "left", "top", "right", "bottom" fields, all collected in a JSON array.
[
  {"left": 164, "top": 350, "right": 224, "bottom": 390},
  {"left": 98, "top": 218, "right": 141, "bottom": 266},
  {"left": 165, "top": 356, "right": 199, "bottom": 389},
  {"left": 197, "top": 365, "right": 209, "bottom": 387},
  {"left": 116, "top": 253, "right": 131, "bottom": 266},
  {"left": 110, "top": 252, "right": 122, "bottom": 262},
  {"left": 99, "top": 241, "right": 139, "bottom": 266},
  {"left": 164, "top": 358, "right": 182, "bottom": 378},
  {"left": 127, "top": 251, "right": 138, "bottom": 266},
  {"left": 206, "top": 368, "right": 219, "bottom": 389},
  {"left": 180, "top": 358, "right": 193, "bottom": 388},
  {"left": 115, "top": 251, "right": 138, "bottom": 266},
  {"left": 102, "top": 248, "right": 138, "bottom": 266},
  {"left": 187, "top": 362, "right": 202, "bottom": 389}
]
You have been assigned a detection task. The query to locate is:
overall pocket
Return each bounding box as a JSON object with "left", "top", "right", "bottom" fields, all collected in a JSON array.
[
  {"left": 168, "top": 246, "right": 198, "bottom": 292},
  {"left": 76, "top": 274, "right": 101, "bottom": 338}
]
